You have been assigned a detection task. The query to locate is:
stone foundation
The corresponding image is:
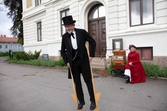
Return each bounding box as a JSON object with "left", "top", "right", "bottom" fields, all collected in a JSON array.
[
  {"left": 141, "top": 56, "right": 167, "bottom": 68},
  {"left": 39, "top": 56, "right": 61, "bottom": 61}
]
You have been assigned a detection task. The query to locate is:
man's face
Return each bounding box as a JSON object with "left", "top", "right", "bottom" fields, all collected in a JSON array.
[{"left": 65, "top": 24, "right": 75, "bottom": 34}]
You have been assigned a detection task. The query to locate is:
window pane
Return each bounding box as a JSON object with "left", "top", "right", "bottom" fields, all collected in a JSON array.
[
  {"left": 66, "top": 10, "right": 70, "bottom": 15},
  {"left": 142, "top": 48, "right": 152, "bottom": 60},
  {"left": 89, "top": 7, "right": 98, "bottom": 19},
  {"left": 62, "top": 26, "right": 66, "bottom": 34},
  {"left": 142, "top": 0, "right": 153, "bottom": 24},
  {"left": 38, "top": 30, "right": 41, "bottom": 41},
  {"left": 130, "top": 0, "right": 141, "bottom": 25},
  {"left": 99, "top": 6, "right": 105, "bottom": 18},
  {"left": 61, "top": 12, "right": 65, "bottom": 18}
]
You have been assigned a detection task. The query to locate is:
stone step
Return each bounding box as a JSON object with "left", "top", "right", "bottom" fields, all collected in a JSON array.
[
  {"left": 91, "top": 57, "right": 110, "bottom": 70},
  {"left": 92, "top": 65, "right": 105, "bottom": 70}
]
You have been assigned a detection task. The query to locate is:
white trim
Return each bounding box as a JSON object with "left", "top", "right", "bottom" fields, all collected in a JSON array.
[
  {"left": 80, "top": 0, "right": 106, "bottom": 30},
  {"left": 108, "top": 27, "right": 167, "bottom": 37},
  {"left": 22, "top": 5, "right": 46, "bottom": 20}
]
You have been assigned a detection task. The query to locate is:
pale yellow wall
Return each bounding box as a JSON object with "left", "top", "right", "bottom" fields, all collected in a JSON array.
[{"left": 26, "top": 0, "right": 32, "bottom": 8}]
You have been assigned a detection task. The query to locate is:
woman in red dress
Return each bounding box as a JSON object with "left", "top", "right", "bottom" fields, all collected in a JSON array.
[{"left": 124, "top": 45, "right": 146, "bottom": 84}]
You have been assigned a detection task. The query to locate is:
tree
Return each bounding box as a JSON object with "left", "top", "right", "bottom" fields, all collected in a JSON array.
[{"left": 3, "top": 0, "right": 23, "bottom": 45}]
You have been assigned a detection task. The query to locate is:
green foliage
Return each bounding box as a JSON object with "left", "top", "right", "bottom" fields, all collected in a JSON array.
[
  {"left": 0, "top": 52, "right": 9, "bottom": 57},
  {"left": 6, "top": 57, "right": 66, "bottom": 68},
  {"left": 14, "top": 50, "right": 41, "bottom": 60},
  {"left": 160, "top": 67, "right": 167, "bottom": 77},
  {"left": 14, "top": 51, "right": 27, "bottom": 60},
  {"left": 34, "top": 50, "right": 41, "bottom": 59},
  {"left": 142, "top": 63, "right": 160, "bottom": 78},
  {"left": 39, "top": 60, "right": 56, "bottom": 67},
  {"left": 0, "top": 51, "right": 21, "bottom": 57},
  {"left": 56, "top": 57, "right": 66, "bottom": 66},
  {"left": 143, "top": 63, "right": 167, "bottom": 78},
  {"left": 18, "top": 37, "right": 23, "bottom": 45},
  {"left": 106, "top": 60, "right": 114, "bottom": 74},
  {"left": 4, "top": 0, "right": 23, "bottom": 45}
]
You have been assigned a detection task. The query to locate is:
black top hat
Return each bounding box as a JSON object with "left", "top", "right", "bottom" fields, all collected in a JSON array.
[{"left": 62, "top": 15, "right": 76, "bottom": 25}]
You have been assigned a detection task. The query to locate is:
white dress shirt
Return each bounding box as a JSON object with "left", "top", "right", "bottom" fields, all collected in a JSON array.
[{"left": 71, "top": 31, "right": 78, "bottom": 50}]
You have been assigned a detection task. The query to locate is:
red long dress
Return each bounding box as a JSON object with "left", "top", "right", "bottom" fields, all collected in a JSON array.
[{"left": 125, "top": 51, "right": 146, "bottom": 84}]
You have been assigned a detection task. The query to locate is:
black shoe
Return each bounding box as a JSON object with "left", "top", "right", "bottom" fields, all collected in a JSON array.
[
  {"left": 125, "top": 76, "right": 130, "bottom": 83},
  {"left": 77, "top": 102, "right": 85, "bottom": 110},
  {"left": 124, "top": 75, "right": 129, "bottom": 79},
  {"left": 90, "top": 102, "right": 96, "bottom": 110}
]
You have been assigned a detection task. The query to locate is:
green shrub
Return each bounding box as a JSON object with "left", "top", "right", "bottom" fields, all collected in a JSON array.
[
  {"left": 7, "top": 58, "right": 65, "bottom": 68},
  {"left": 0, "top": 52, "right": 9, "bottom": 57},
  {"left": 159, "top": 66, "right": 167, "bottom": 78},
  {"left": 106, "top": 60, "right": 114, "bottom": 74},
  {"left": 39, "top": 60, "right": 56, "bottom": 67},
  {"left": 56, "top": 57, "right": 66, "bottom": 66},
  {"left": 14, "top": 50, "right": 41, "bottom": 60},
  {"left": 14, "top": 51, "right": 27, "bottom": 60},
  {"left": 28, "top": 59, "right": 40, "bottom": 66},
  {"left": 34, "top": 50, "right": 41, "bottom": 59},
  {"left": 142, "top": 63, "right": 160, "bottom": 78}
]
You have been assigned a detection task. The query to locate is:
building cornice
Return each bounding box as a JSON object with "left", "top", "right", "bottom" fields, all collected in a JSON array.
[
  {"left": 44, "top": 0, "right": 60, "bottom": 6},
  {"left": 23, "top": 39, "right": 61, "bottom": 47},
  {"left": 22, "top": 5, "right": 46, "bottom": 20},
  {"left": 108, "top": 26, "right": 167, "bottom": 37}
]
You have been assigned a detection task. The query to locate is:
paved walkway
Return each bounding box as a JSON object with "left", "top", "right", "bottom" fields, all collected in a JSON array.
[{"left": 0, "top": 57, "right": 167, "bottom": 111}]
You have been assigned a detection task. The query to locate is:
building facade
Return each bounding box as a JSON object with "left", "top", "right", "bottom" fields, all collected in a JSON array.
[
  {"left": 22, "top": 0, "right": 167, "bottom": 67},
  {"left": 0, "top": 35, "right": 24, "bottom": 52}
]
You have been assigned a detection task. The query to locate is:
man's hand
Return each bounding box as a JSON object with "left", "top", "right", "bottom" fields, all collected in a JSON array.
[
  {"left": 67, "top": 63, "right": 70, "bottom": 68},
  {"left": 89, "top": 57, "right": 92, "bottom": 62}
]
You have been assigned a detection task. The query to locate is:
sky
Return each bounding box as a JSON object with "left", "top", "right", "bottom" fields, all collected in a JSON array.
[{"left": 0, "top": 1, "right": 13, "bottom": 37}]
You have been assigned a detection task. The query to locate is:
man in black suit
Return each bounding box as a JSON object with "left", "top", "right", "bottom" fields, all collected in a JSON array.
[{"left": 61, "top": 15, "right": 96, "bottom": 110}]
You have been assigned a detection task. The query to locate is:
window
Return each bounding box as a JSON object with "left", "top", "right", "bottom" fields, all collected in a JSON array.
[
  {"left": 60, "top": 9, "right": 70, "bottom": 35},
  {"left": 89, "top": 4, "right": 105, "bottom": 20},
  {"left": 13, "top": 45, "right": 16, "bottom": 49},
  {"left": 112, "top": 39, "right": 123, "bottom": 50},
  {"left": 136, "top": 47, "right": 153, "bottom": 60},
  {"left": 35, "top": 0, "right": 41, "bottom": 6},
  {"left": 37, "top": 22, "right": 42, "bottom": 41},
  {"left": 0, "top": 45, "right": 2, "bottom": 49},
  {"left": 129, "top": 0, "right": 154, "bottom": 26},
  {"left": 5, "top": 45, "right": 8, "bottom": 49}
]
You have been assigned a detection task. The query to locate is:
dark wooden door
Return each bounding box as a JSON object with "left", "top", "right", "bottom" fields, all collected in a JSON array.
[{"left": 88, "top": 17, "right": 106, "bottom": 57}]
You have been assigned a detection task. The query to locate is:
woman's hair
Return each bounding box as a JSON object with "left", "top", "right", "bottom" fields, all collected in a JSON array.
[{"left": 129, "top": 44, "right": 136, "bottom": 49}]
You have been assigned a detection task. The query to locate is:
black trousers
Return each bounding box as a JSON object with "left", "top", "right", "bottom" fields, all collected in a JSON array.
[{"left": 71, "top": 56, "right": 95, "bottom": 103}]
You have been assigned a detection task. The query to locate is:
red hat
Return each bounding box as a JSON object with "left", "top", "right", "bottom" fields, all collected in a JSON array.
[{"left": 129, "top": 44, "right": 136, "bottom": 49}]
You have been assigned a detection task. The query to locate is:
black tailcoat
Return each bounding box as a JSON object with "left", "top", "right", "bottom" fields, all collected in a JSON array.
[{"left": 61, "top": 28, "right": 96, "bottom": 80}]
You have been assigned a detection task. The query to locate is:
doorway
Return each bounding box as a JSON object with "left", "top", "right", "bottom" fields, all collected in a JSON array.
[{"left": 88, "top": 4, "right": 106, "bottom": 57}]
